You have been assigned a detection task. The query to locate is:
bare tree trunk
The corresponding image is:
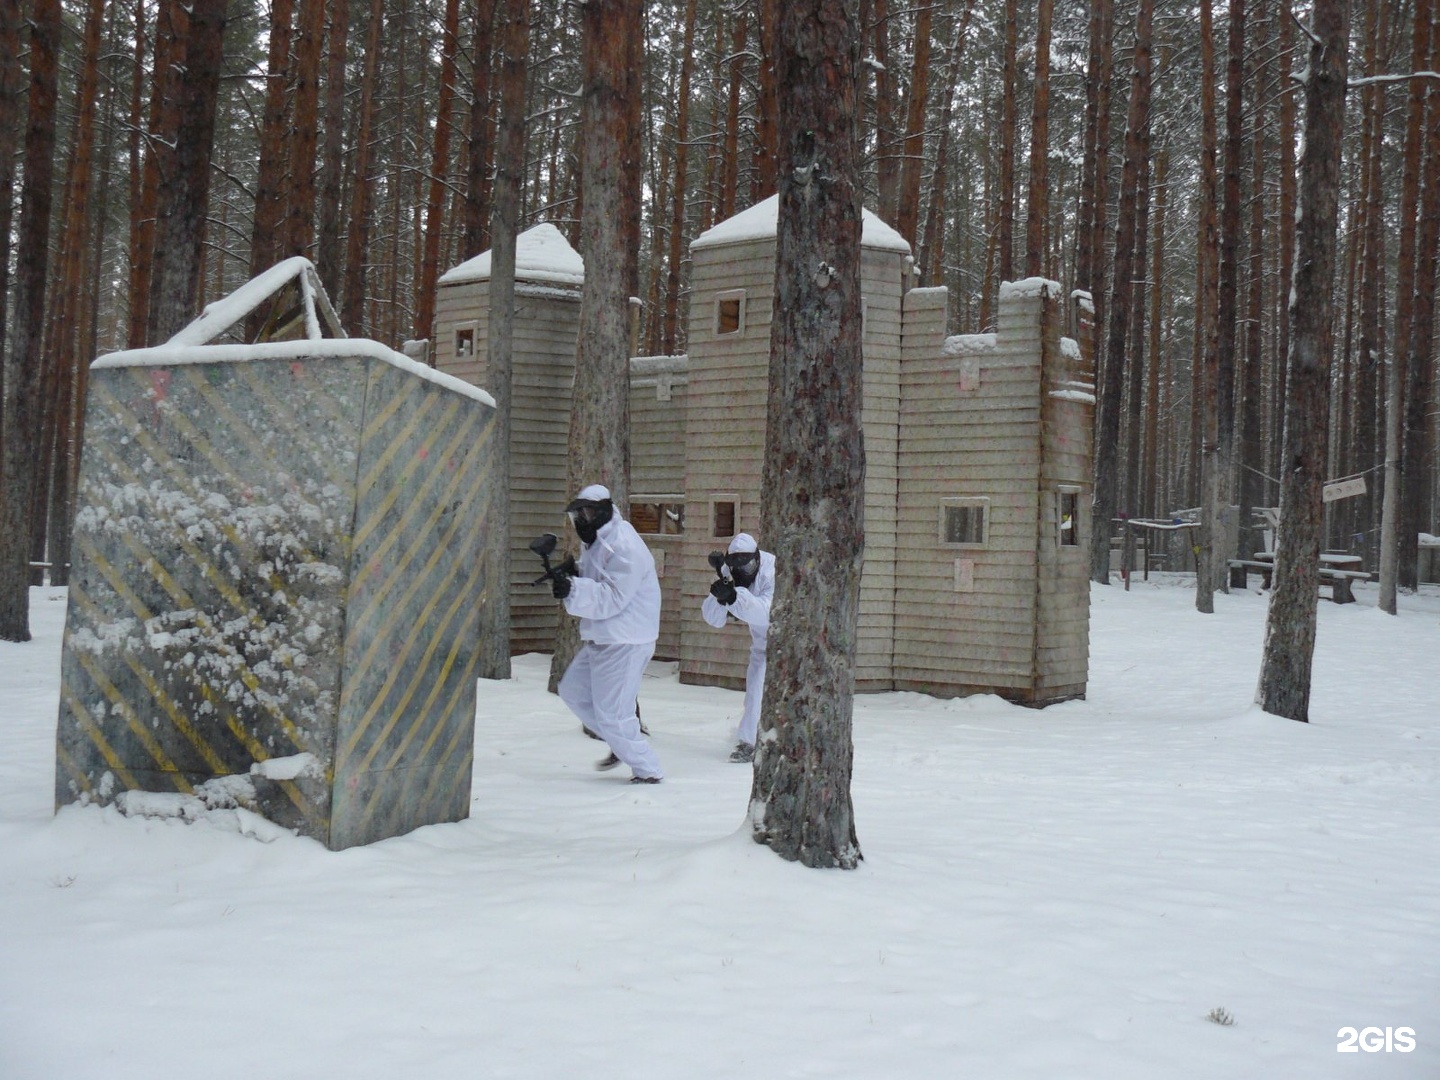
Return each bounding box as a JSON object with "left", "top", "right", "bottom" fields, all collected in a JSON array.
[
  {"left": 919, "top": 2, "right": 976, "bottom": 283},
  {"left": 752, "top": 0, "right": 778, "bottom": 202},
  {"left": 0, "top": 0, "right": 60, "bottom": 640},
  {"left": 0, "top": 0, "right": 22, "bottom": 392},
  {"left": 1213, "top": 0, "right": 1245, "bottom": 583},
  {"left": 341, "top": 0, "right": 384, "bottom": 335},
  {"left": 1239, "top": 3, "right": 1270, "bottom": 563},
  {"left": 478, "top": 0, "right": 527, "bottom": 682},
  {"left": 1143, "top": 144, "right": 1168, "bottom": 519},
  {"left": 250, "top": 0, "right": 296, "bottom": 287},
  {"left": 461, "top": 0, "right": 497, "bottom": 259},
  {"left": 872, "top": 0, "right": 896, "bottom": 221},
  {"left": 1257, "top": 0, "right": 1348, "bottom": 723},
  {"left": 1091, "top": 0, "right": 1153, "bottom": 586},
  {"left": 996, "top": 0, "right": 1019, "bottom": 284},
  {"left": 550, "top": 0, "right": 641, "bottom": 693},
  {"left": 719, "top": 9, "right": 744, "bottom": 222},
  {"left": 1273, "top": 9, "right": 1297, "bottom": 487},
  {"left": 315, "top": 0, "right": 349, "bottom": 298},
  {"left": 1401, "top": 16, "right": 1440, "bottom": 591},
  {"left": 1023, "top": 0, "right": 1053, "bottom": 279},
  {"left": 662, "top": 0, "right": 697, "bottom": 356},
  {"left": 414, "top": 0, "right": 462, "bottom": 343},
  {"left": 1379, "top": 0, "right": 1431, "bottom": 605},
  {"left": 751, "top": 0, "right": 863, "bottom": 872},
  {"left": 1075, "top": 0, "right": 1112, "bottom": 321},
  {"left": 1194, "top": 0, "right": 1221, "bottom": 612},
  {"left": 893, "top": 0, "right": 932, "bottom": 247},
  {"left": 147, "top": 0, "right": 227, "bottom": 344}
]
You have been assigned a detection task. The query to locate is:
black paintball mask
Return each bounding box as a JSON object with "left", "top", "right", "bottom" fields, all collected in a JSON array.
[
  {"left": 725, "top": 550, "right": 761, "bottom": 589},
  {"left": 566, "top": 496, "right": 614, "bottom": 545}
]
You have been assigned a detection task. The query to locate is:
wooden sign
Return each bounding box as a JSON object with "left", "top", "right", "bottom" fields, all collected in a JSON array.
[{"left": 1323, "top": 476, "right": 1367, "bottom": 503}]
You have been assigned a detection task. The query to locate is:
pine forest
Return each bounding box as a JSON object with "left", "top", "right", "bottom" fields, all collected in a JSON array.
[{"left": 1, "top": 0, "right": 1437, "bottom": 622}]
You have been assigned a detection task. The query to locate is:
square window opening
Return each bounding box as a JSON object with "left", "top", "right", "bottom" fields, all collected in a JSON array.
[
  {"left": 940, "top": 498, "right": 988, "bottom": 547},
  {"left": 715, "top": 292, "right": 745, "bottom": 336},
  {"left": 712, "top": 498, "right": 737, "bottom": 538},
  {"left": 455, "top": 327, "right": 475, "bottom": 358}
]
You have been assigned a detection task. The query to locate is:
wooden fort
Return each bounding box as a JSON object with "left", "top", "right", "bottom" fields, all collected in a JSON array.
[
  {"left": 434, "top": 225, "right": 689, "bottom": 658},
  {"left": 435, "top": 202, "right": 1094, "bottom": 704}
]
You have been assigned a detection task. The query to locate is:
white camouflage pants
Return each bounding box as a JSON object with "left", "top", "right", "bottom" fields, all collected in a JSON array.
[{"left": 558, "top": 640, "right": 662, "bottom": 780}]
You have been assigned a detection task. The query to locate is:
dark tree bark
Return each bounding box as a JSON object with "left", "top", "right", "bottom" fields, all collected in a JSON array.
[
  {"left": 479, "top": 0, "right": 528, "bottom": 682},
  {"left": 1194, "top": 0, "right": 1221, "bottom": 612},
  {"left": 893, "top": 0, "right": 932, "bottom": 247},
  {"left": 752, "top": 0, "right": 779, "bottom": 202},
  {"left": 461, "top": 0, "right": 497, "bottom": 259},
  {"left": 750, "top": 0, "right": 863, "bottom": 871},
  {"left": 1075, "top": 0, "right": 1112, "bottom": 323},
  {"left": 550, "top": 0, "right": 642, "bottom": 693},
  {"left": 123, "top": 0, "right": 148, "bottom": 347},
  {"left": 414, "top": 0, "right": 462, "bottom": 343},
  {"left": 996, "top": 0, "right": 1019, "bottom": 284},
  {"left": 1023, "top": 0, "right": 1053, "bottom": 279},
  {"left": 1214, "top": 0, "right": 1245, "bottom": 574},
  {"left": 872, "top": 0, "right": 896, "bottom": 222},
  {"left": 0, "top": 0, "right": 21, "bottom": 390},
  {"left": 0, "top": 0, "right": 60, "bottom": 640},
  {"left": 918, "top": 2, "right": 976, "bottom": 283},
  {"left": 341, "top": 0, "right": 385, "bottom": 334},
  {"left": 1239, "top": 2, "right": 1270, "bottom": 562},
  {"left": 1401, "top": 18, "right": 1440, "bottom": 590},
  {"left": 147, "top": 0, "right": 228, "bottom": 344},
  {"left": 284, "top": 0, "right": 326, "bottom": 259},
  {"left": 1257, "top": 0, "right": 1348, "bottom": 723},
  {"left": 315, "top": 0, "right": 350, "bottom": 298},
  {"left": 662, "top": 0, "right": 698, "bottom": 355},
  {"left": 250, "top": 0, "right": 296, "bottom": 286},
  {"left": 1379, "top": 0, "right": 1430, "bottom": 605},
  {"left": 1090, "top": 0, "right": 1153, "bottom": 585}
]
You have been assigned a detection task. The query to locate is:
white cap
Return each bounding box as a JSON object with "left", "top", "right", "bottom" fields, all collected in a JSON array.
[
  {"left": 575, "top": 483, "right": 610, "bottom": 502},
  {"left": 728, "top": 532, "right": 758, "bottom": 554}
]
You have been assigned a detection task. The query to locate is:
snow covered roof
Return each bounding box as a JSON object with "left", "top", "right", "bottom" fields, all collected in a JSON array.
[
  {"left": 690, "top": 194, "right": 911, "bottom": 254},
  {"left": 92, "top": 338, "right": 496, "bottom": 408},
  {"left": 438, "top": 222, "right": 584, "bottom": 287},
  {"left": 166, "top": 256, "right": 345, "bottom": 346}
]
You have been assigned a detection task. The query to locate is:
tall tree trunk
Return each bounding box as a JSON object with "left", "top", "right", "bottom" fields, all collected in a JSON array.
[
  {"left": 893, "top": 0, "right": 932, "bottom": 246},
  {"left": 662, "top": 0, "right": 698, "bottom": 356},
  {"left": 1257, "top": 0, "right": 1348, "bottom": 722},
  {"left": 0, "top": 0, "right": 22, "bottom": 390},
  {"left": 1379, "top": 0, "right": 1431, "bottom": 607},
  {"left": 1401, "top": 19, "right": 1440, "bottom": 590},
  {"left": 752, "top": 0, "right": 779, "bottom": 202},
  {"left": 996, "top": 0, "right": 1019, "bottom": 284},
  {"left": 918, "top": 1, "right": 976, "bottom": 283},
  {"left": 479, "top": 0, "right": 527, "bottom": 682},
  {"left": 284, "top": 0, "right": 326, "bottom": 259},
  {"left": 1075, "top": 0, "right": 1112, "bottom": 325},
  {"left": 0, "top": 0, "right": 60, "bottom": 640},
  {"left": 551, "top": 0, "right": 641, "bottom": 692},
  {"left": 872, "top": 0, "right": 896, "bottom": 222},
  {"left": 719, "top": 9, "right": 745, "bottom": 223},
  {"left": 315, "top": 0, "right": 349, "bottom": 298},
  {"left": 1023, "top": 0, "right": 1053, "bottom": 279},
  {"left": 341, "top": 0, "right": 384, "bottom": 335},
  {"left": 41, "top": 0, "right": 106, "bottom": 589},
  {"left": 1194, "top": 0, "right": 1221, "bottom": 612},
  {"left": 147, "top": 0, "right": 227, "bottom": 344},
  {"left": 1213, "top": 0, "right": 1245, "bottom": 580},
  {"left": 1090, "top": 0, "right": 1153, "bottom": 585},
  {"left": 1143, "top": 145, "right": 1168, "bottom": 518},
  {"left": 1273, "top": 9, "right": 1298, "bottom": 486},
  {"left": 1239, "top": 2, "right": 1270, "bottom": 563},
  {"left": 250, "top": 0, "right": 296, "bottom": 286},
  {"left": 751, "top": 0, "right": 863, "bottom": 872},
  {"left": 414, "top": 0, "right": 462, "bottom": 343},
  {"left": 461, "top": 0, "right": 497, "bottom": 259}
]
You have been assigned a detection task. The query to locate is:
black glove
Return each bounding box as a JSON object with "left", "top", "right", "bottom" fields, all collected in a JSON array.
[
  {"left": 710, "top": 579, "right": 737, "bottom": 606},
  {"left": 552, "top": 572, "right": 572, "bottom": 599}
]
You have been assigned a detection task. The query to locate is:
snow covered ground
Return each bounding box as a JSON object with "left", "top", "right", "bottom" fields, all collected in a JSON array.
[{"left": 2, "top": 577, "right": 1437, "bottom": 1079}]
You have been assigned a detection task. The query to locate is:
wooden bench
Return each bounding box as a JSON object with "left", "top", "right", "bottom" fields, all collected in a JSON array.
[{"left": 1227, "top": 553, "right": 1370, "bottom": 604}]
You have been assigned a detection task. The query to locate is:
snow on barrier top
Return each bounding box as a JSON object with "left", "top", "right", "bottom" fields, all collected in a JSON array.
[
  {"left": 690, "top": 194, "right": 912, "bottom": 254},
  {"left": 438, "top": 222, "right": 585, "bottom": 287}
]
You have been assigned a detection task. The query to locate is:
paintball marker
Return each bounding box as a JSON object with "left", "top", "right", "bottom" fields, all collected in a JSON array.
[
  {"left": 707, "top": 549, "right": 737, "bottom": 606},
  {"left": 529, "top": 533, "right": 577, "bottom": 587},
  {"left": 708, "top": 550, "right": 727, "bottom": 583}
]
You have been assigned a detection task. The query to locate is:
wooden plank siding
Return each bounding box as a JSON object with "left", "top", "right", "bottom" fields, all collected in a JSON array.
[
  {"left": 677, "top": 235, "right": 911, "bottom": 693},
  {"left": 630, "top": 355, "right": 689, "bottom": 660},
  {"left": 892, "top": 281, "right": 1089, "bottom": 704},
  {"left": 435, "top": 278, "right": 580, "bottom": 656}
]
